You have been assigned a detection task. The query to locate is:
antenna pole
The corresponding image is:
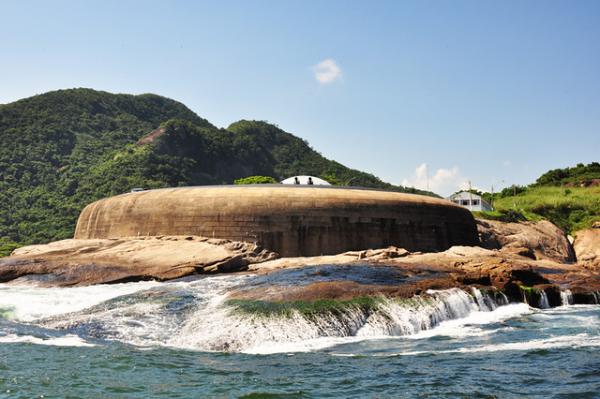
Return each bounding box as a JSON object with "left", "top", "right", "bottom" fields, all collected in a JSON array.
[{"left": 469, "top": 180, "right": 473, "bottom": 211}]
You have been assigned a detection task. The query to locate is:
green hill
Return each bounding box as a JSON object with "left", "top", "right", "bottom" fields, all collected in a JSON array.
[
  {"left": 0, "top": 88, "right": 427, "bottom": 255},
  {"left": 490, "top": 186, "right": 600, "bottom": 233},
  {"left": 477, "top": 163, "right": 600, "bottom": 234}
]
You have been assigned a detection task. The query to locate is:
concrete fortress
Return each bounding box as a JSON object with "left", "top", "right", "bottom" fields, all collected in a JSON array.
[{"left": 74, "top": 186, "right": 479, "bottom": 257}]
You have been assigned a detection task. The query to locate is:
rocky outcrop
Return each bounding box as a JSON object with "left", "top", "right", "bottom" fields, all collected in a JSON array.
[
  {"left": 1, "top": 219, "right": 599, "bottom": 309},
  {"left": 477, "top": 219, "right": 575, "bottom": 263},
  {"left": 0, "top": 236, "right": 277, "bottom": 286},
  {"left": 574, "top": 224, "right": 600, "bottom": 268},
  {"left": 241, "top": 244, "right": 600, "bottom": 308}
]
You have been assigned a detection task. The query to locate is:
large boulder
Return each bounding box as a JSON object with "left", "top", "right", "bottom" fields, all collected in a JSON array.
[
  {"left": 1, "top": 236, "right": 277, "bottom": 286},
  {"left": 477, "top": 219, "right": 576, "bottom": 263},
  {"left": 573, "top": 224, "right": 600, "bottom": 268},
  {"left": 244, "top": 243, "right": 600, "bottom": 308}
]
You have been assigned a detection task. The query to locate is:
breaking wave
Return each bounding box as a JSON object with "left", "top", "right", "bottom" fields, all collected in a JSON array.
[{"left": 0, "top": 273, "right": 548, "bottom": 353}]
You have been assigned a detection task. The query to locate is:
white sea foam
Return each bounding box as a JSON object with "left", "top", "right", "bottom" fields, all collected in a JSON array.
[
  {"left": 455, "top": 333, "right": 600, "bottom": 353},
  {"left": 169, "top": 287, "right": 515, "bottom": 353},
  {"left": 244, "top": 303, "right": 533, "bottom": 354},
  {"left": 0, "top": 281, "right": 160, "bottom": 322},
  {"left": 2, "top": 275, "right": 598, "bottom": 354},
  {"left": 350, "top": 333, "right": 600, "bottom": 357},
  {"left": 0, "top": 334, "right": 96, "bottom": 347},
  {"left": 408, "top": 303, "right": 530, "bottom": 339},
  {"left": 40, "top": 274, "right": 249, "bottom": 347}
]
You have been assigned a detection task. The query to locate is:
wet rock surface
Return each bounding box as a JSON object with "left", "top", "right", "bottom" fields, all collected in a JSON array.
[
  {"left": 1, "top": 219, "right": 599, "bottom": 309},
  {"left": 240, "top": 245, "right": 600, "bottom": 308}
]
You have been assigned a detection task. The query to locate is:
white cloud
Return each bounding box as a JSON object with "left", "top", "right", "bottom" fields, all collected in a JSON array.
[
  {"left": 401, "top": 163, "right": 472, "bottom": 196},
  {"left": 313, "top": 58, "right": 342, "bottom": 84}
]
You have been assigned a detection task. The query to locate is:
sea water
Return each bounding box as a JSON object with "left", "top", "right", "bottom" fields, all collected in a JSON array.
[{"left": 1, "top": 273, "right": 599, "bottom": 398}]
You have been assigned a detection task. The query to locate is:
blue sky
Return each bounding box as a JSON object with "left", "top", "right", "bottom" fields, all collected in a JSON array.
[{"left": 1, "top": 0, "right": 599, "bottom": 195}]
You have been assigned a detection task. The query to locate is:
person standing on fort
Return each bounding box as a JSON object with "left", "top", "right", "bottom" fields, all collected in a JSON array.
[
  {"left": 308, "top": 177, "right": 313, "bottom": 185},
  {"left": 294, "top": 177, "right": 300, "bottom": 184}
]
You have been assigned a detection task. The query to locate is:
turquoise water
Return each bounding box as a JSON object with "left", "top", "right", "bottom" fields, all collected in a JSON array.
[{"left": 1, "top": 271, "right": 600, "bottom": 398}]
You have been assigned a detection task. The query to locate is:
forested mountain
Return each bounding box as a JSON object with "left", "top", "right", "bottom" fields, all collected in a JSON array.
[{"left": 0, "top": 88, "right": 426, "bottom": 253}]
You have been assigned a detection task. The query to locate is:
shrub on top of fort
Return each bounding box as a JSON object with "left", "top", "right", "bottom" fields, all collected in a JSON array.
[{"left": 234, "top": 176, "right": 278, "bottom": 185}]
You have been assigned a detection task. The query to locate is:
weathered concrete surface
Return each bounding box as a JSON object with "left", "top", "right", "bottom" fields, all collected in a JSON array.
[
  {"left": 574, "top": 226, "right": 600, "bottom": 268},
  {"left": 0, "top": 236, "right": 277, "bottom": 286},
  {"left": 74, "top": 186, "right": 479, "bottom": 257},
  {"left": 477, "top": 219, "right": 576, "bottom": 263}
]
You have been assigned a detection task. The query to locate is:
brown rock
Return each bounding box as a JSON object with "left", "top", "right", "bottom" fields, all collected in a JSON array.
[
  {"left": 477, "top": 219, "right": 575, "bottom": 263},
  {"left": 229, "top": 278, "right": 457, "bottom": 303},
  {"left": 574, "top": 228, "right": 600, "bottom": 268},
  {"left": 245, "top": 244, "right": 600, "bottom": 308},
  {"left": 1, "top": 236, "right": 278, "bottom": 286}
]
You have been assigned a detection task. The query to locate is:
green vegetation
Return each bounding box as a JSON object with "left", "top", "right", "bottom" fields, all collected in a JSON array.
[
  {"left": 519, "top": 285, "right": 537, "bottom": 294},
  {"left": 473, "top": 163, "right": 600, "bottom": 233},
  {"left": 226, "top": 297, "right": 384, "bottom": 319},
  {"left": 518, "top": 285, "right": 546, "bottom": 307},
  {"left": 490, "top": 186, "right": 600, "bottom": 233},
  {"left": 473, "top": 209, "right": 537, "bottom": 224},
  {"left": 225, "top": 296, "right": 431, "bottom": 319},
  {"left": 535, "top": 162, "right": 600, "bottom": 186},
  {"left": 226, "top": 120, "right": 432, "bottom": 193},
  {"left": 234, "top": 176, "right": 278, "bottom": 185},
  {"left": 0, "top": 238, "right": 21, "bottom": 258},
  {"left": 475, "top": 184, "right": 600, "bottom": 233},
  {"left": 0, "top": 88, "right": 429, "bottom": 253}
]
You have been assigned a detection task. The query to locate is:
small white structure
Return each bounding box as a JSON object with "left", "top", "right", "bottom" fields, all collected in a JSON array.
[
  {"left": 447, "top": 191, "right": 492, "bottom": 212},
  {"left": 281, "top": 176, "right": 331, "bottom": 186}
]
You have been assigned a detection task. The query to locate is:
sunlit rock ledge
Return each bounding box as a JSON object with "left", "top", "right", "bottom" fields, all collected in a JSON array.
[{"left": 1, "top": 226, "right": 600, "bottom": 309}]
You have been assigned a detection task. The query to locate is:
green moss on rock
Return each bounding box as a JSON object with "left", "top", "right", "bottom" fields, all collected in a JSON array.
[{"left": 226, "top": 297, "right": 385, "bottom": 318}]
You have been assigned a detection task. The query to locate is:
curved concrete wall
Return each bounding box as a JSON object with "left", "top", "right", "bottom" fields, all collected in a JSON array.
[{"left": 74, "top": 186, "right": 478, "bottom": 257}]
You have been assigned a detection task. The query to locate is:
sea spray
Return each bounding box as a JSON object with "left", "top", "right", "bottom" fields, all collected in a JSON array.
[
  {"left": 39, "top": 274, "right": 250, "bottom": 346},
  {"left": 471, "top": 287, "right": 499, "bottom": 311},
  {"left": 2, "top": 273, "right": 552, "bottom": 353},
  {"left": 170, "top": 288, "right": 509, "bottom": 352},
  {"left": 0, "top": 281, "right": 160, "bottom": 322},
  {"left": 539, "top": 291, "right": 550, "bottom": 309},
  {"left": 560, "top": 289, "right": 573, "bottom": 306}
]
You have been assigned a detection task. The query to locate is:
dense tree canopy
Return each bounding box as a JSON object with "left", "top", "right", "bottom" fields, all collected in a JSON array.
[{"left": 535, "top": 162, "right": 600, "bottom": 186}]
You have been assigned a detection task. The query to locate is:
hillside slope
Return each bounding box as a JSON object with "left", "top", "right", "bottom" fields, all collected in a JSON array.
[
  {"left": 477, "top": 163, "right": 600, "bottom": 234},
  {"left": 535, "top": 162, "right": 600, "bottom": 186},
  {"left": 491, "top": 186, "right": 600, "bottom": 234},
  {"left": 0, "top": 89, "right": 425, "bottom": 254}
]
